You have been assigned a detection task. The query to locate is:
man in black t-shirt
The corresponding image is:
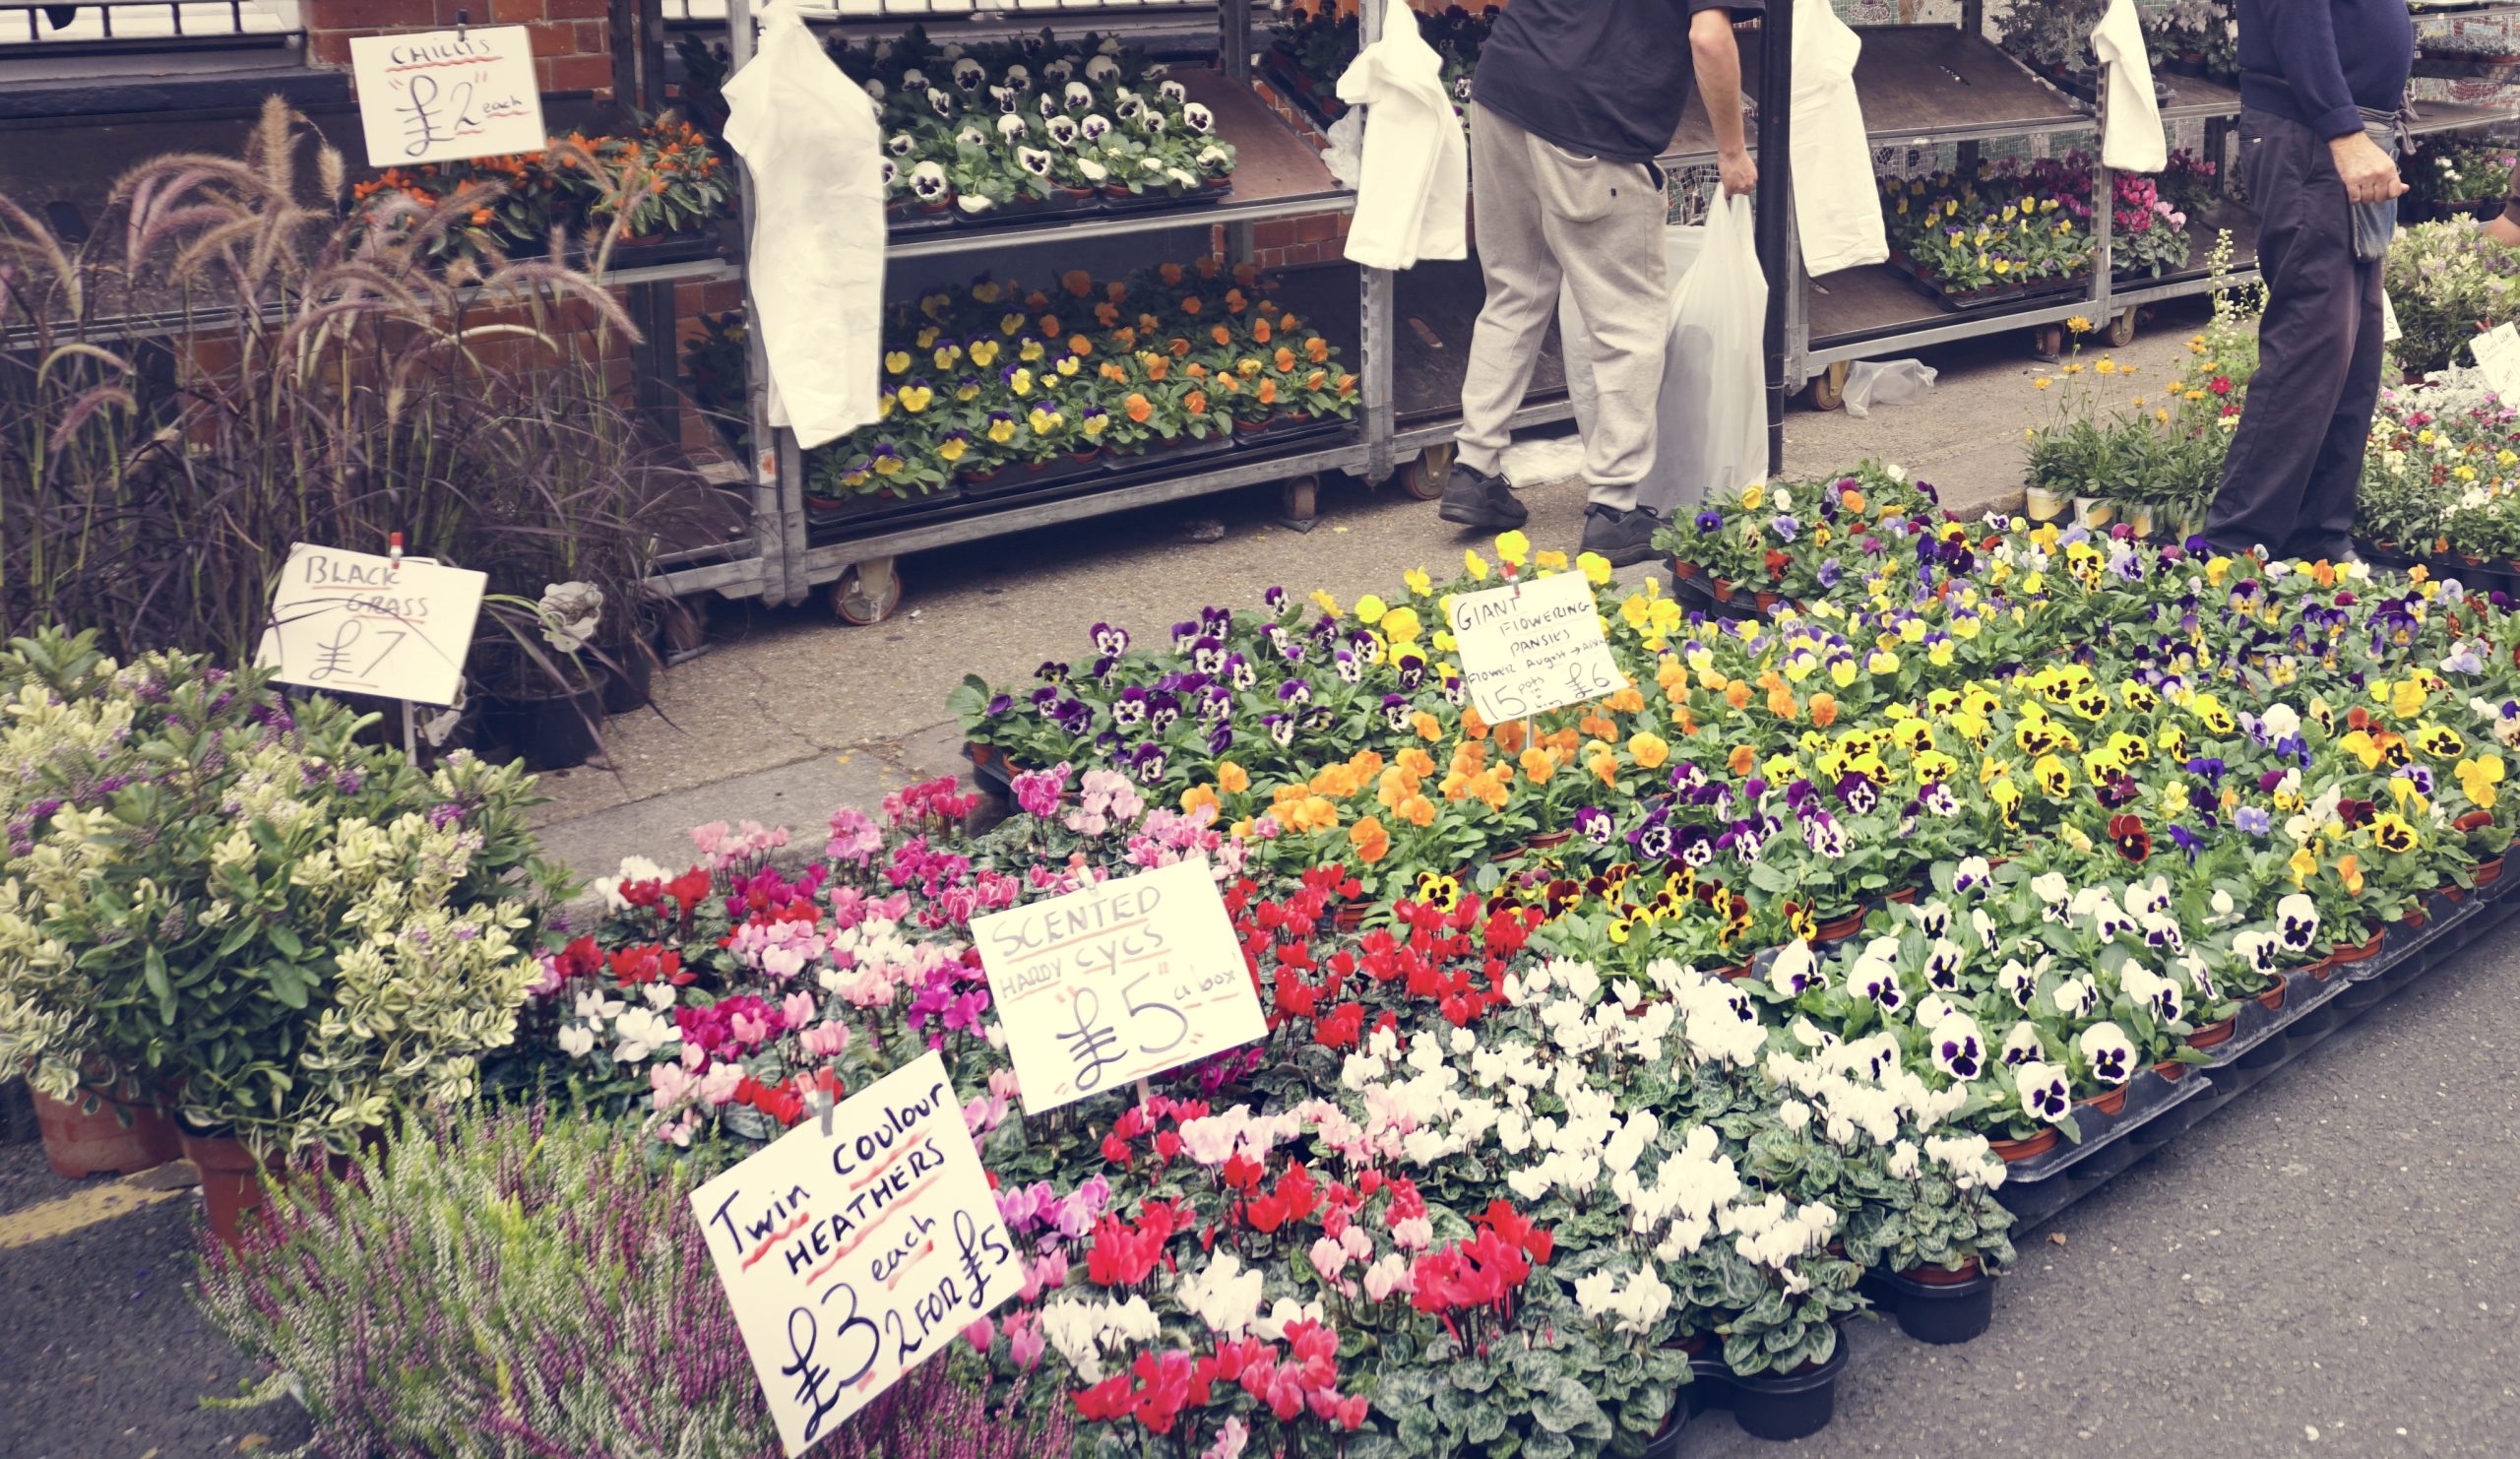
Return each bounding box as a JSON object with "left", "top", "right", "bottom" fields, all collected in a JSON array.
[{"left": 1437, "top": 0, "right": 1760, "bottom": 566}]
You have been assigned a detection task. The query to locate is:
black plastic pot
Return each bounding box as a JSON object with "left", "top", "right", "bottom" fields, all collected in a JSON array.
[
  {"left": 1726, "top": 1338, "right": 1849, "bottom": 1442},
  {"left": 1878, "top": 1264, "right": 1998, "bottom": 1345},
  {"left": 480, "top": 680, "right": 604, "bottom": 772},
  {"left": 598, "top": 642, "right": 657, "bottom": 716}
]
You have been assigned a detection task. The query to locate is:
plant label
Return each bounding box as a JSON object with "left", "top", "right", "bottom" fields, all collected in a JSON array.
[
  {"left": 349, "top": 27, "right": 545, "bottom": 165},
  {"left": 2381, "top": 288, "right": 2401, "bottom": 347},
  {"left": 253, "top": 543, "right": 484, "bottom": 708},
  {"left": 2473, "top": 320, "right": 2520, "bottom": 399},
  {"left": 1444, "top": 569, "right": 1630, "bottom": 724},
  {"left": 688, "top": 1051, "right": 1019, "bottom": 1457},
  {"left": 971, "top": 859, "right": 1265, "bottom": 1114}
]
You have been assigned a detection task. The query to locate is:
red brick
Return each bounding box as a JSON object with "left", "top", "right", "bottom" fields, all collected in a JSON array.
[
  {"left": 486, "top": 0, "right": 546, "bottom": 23},
  {"left": 546, "top": 52, "right": 614, "bottom": 95},
  {"left": 309, "top": 30, "right": 353, "bottom": 64},
  {"left": 1296, "top": 213, "right": 1334, "bottom": 244},
  {"left": 307, "top": 0, "right": 441, "bottom": 30},
  {"left": 523, "top": 19, "right": 570, "bottom": 55},
  {"left": 1254, "top": 220, "right": 1300, "bottom": 249},
  {"left": 544, "top": 0, "right": 609, "bottom": 19},
  {"left": 573, "top": 20, "right": 606, "bottom": 53}
]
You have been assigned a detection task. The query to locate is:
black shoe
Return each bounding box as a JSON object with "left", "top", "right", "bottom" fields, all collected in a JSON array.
[
  {"left": 1580, "top": 504, "right": 1662, "bottom": 567},
  {"left": 1436, "top": 464, "right": 1529, "bottom": 529}
]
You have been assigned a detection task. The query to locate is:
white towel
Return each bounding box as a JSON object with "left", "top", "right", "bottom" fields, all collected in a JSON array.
[
  {"left": 721, "top": 0, "right": 888, "bottom": 449},
  {"left": 2092, "top": 0, "right": 2169, "bottom": 174},
  {"left": 1334, "top": 7, "right": 1469, "bottom": 272},
  {"left": 1792, "top": 0, "right": 1889, "bottom": 276}
]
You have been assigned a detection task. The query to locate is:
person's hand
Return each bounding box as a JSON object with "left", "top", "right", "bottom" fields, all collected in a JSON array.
[
  {"left": 2329, "top": 132, "right": 2407, "bottom": 205},
  {"left": 1718, "top": 148, "right": 1757, "bottom": 198}
]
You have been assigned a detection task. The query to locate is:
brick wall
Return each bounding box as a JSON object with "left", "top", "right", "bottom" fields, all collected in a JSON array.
[{"left": 304, "top": 0, "right": 615, "bottom": 98}]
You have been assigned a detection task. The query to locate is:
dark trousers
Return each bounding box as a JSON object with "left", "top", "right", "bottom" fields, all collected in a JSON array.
[{"left": 2205, "top": 108, "right": 2385, "bottom": 562}]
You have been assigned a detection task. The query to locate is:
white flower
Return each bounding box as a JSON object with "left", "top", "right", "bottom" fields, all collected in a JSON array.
[
  {"left": 2051, "top": 974, "right": 2098, "bottom": 1018},
  {"left": 1079, "top": 158, "right": 1109, "bottom": 182},
  {"left": 611, "top": 1006, "right": 677, "bottom": 1064},
  {"left": 1065, "top": 81, "right": 1094, "bottom": 111},
  {"left": 557, "top": 1023, "right": 596, "bottom": 1058},
  {"left": 1047, "top": 114, "right": 1080, "bottom": 146},
  {"left": 910, "top": 160, "right": 948, "bottom": 199},
  {"left": 2016, "top": 1059, "right": 2071, "bottom": 1121},
  {"left": 1928, "top": 1013, "right": 1985, "bottom": 1081},
  {"left": 1176, "top": 1252, "right": 1265, "bottom": 1336},
  {"left": 2078, "top": 1022, "right": 2135, "bottom": 1086},
  {"left": 1086, "top": 54, "right": 1120, "bottom": 84},
  {"left": 2000, "top": 1020, "right": 2046, "bottom": 1068},
  {"left": 1182, "top": 101, "right": 1215, "bottom": 134},
  {"left": 1767, "top": 940, "right": 1819, "bottom": 998},
  {"left": 536, "top": 581, "right": 601, "bottom": 653},
  {"left": 1017, "top": 147, "right": 1052, "bottom": 177},
  {"left": 996, "top": 112, "right": 1030, "bottom": 141},
  {"left": 1778, "top": 1099, "right": 1812, "bottom": 1133},
  {"left": 1161, "top": 79, "right": 1188, "bottom": 104},
  {"left": 1886, "top": 1139, "right": 1921, "bottom": 1179},
  {"left": 2275, "top": 892, "right": 2320, "bottom": 952}
]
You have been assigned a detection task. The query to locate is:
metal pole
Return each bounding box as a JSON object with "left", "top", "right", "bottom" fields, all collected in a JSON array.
[
  {"left": 1755, "top": 0, "right": 1796, "bottom": 477},
  {"left": 1360, "top": 0, "right": 1396, "bottom": 484},
  {"left": 724, "top": 0, "right": 789, "bottom": 606},
  {"left": 1220, "top": 0, "right": 1251, "bottom": 84}
]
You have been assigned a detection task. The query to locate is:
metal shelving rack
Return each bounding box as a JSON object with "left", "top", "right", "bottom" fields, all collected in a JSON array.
[{"left": 681, "top": 0, "right": 1397, "bottom": 624}]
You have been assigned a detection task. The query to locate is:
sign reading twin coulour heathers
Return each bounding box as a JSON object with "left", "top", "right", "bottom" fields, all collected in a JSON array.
[
  {"left": 348, "top": 26, "right": 546, "bottom": 165},
  {"left": 970, "top": 858, "right": 1267, "bottom": 1114},
  {"left": 1444, "top": 568, "right": 1631, "bottom": 724},
  {"left": 688, "top": 1051, "right": 1020, "bottom": 1456}
]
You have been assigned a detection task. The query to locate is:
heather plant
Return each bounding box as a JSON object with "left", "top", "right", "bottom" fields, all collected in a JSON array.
[{"left": 197, "top": 1102, "right": 1069, "bottom": 1459}]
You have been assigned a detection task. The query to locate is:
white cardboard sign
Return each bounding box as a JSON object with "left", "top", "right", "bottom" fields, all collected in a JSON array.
[
  {"left": 1444, "top": 570, "right": 1629, "bottom": 724},
  {"left": 349, "top": 28, "right": 546, "bottom": 165},
  {"left": 688, "top": 1052, "right": 1019, "bottom": 1457},
  {"left": 971, "top": 859, "right": 1265, "bottom": 1114},
  {"left": 2473, "top": 319, "right": 2520, "bottom": 398},
  {"left": 253, "top": 543, "right": 484, "bottom": 708}
]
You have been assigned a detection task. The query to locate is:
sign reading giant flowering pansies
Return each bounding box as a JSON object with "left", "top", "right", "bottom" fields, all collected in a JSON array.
[
  {"left": 689, "top": 1051, "right": 1019, "bottom": 1456},
  {"left": 971, "top": 858, "right": 1265, "bottom": 1113},
  {"left": 1445, "top": 568, "right": 1629, "bottom": 723}
]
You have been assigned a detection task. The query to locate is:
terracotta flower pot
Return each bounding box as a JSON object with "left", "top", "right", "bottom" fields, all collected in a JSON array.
[
  {"left": 182, "top": 1126, "right": 284, "bottom": 1248},
  {"left": 32, "top": 1083, "right": 181, "bottom": 1178},
  {"left": 2318, "top": 930, "right": 2385, "bottom": 977},
  {"left": 2186, "top": 1014, "right": 2236, "bottom": 1050},
  {"left": 1811, "top": 907, "right": 1867, "bottom": 942},
  {"left": 2255, "top": 980, "right": 2289, "bottom": 1013},
  {"left": 2077, "top": 1084, "right": 2129, "bottom": 1117},
  {"left": 2400, "top": 906, "right": 2428, "bottom": 930},
  {"left": 1526, "top": 830, "right": 1573, "bottom": 851},
  {"left": 1885, "top": 886, "right": 1920, "bottom": 906},
  {"left": 1899, "top": 1256, "right": 1983, "bottom": 1285},
  {"left": 1712, "top": 579, "right": 1738, "bottom": 603},
  {"left": 1990, "top": 1127, "right": 2060, "bottom": 1162},
  {"left": 2153, "top": 1059, "right": 2187, "bottom": 1083},
  {"left": 1670, "top": 559, "right": 1701, "bottom": 581},
  {"left": 2477, "top": 856, "right": 2506, "bottom": 887},
  {"left": 1332, "top": 900, "right": 1374, "bottom": 931}
]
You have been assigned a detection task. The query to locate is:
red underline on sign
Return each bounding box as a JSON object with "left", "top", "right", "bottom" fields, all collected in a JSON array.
[
  {"left": 740, "top": 1210, "right": 813, "bottom": 1270},
  {"left": 1030, "top": 915, "right": 1152, "bottom": 958},
  {"left": 885, "top": 1242, "right": 936, "bottom": 1291},
  {"left": 848, "top": 1131, "right": 931, "bottom": 1192},
  {"left": 387, "top": 59, "right": 509, "bottom": 71}
]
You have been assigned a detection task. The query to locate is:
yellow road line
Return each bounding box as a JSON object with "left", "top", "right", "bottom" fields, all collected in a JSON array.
[{"left": 0, "top": 1174, "right": 189, "bottom": 1250}]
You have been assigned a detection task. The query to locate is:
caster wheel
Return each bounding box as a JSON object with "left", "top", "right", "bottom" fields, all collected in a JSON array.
[
  {"left": 1805, "top": 361, "right": 1848, "bottom": 412},
  {"left": 2032, "top": 325, "right": 2065, "bottom": 361},
  {"left": 2108, "top": 308, "right": 2138, "bottom": 348},
  {"left": 829, "top": 562, "right": 903, "bottom": 626},
  {"left": 1281, "top": 474, "right": 1320, "bottom": 524},
  {"left": 660, "top": 598, "right": 710, "bottom": 661},
  {"left": 1400, "top": 445, "right": 1453, "bottom": 501}
]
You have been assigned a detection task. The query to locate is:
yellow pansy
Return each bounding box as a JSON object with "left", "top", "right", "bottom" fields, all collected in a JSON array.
[
  {"left": 1354, "top": 594, "right": 1388, "bottom": 626},
  {"left": 1495, "top": 530, "right": 1532, "bottom": 566},
  {"left": 883, "top": 350, "right": 912, "bottom": 375}
]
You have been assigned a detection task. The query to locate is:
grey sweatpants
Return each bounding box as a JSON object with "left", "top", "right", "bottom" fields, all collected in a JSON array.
[
  {"left": 2204, "top": 107, "right": 2386, "bottom": 560},
  {"left": 1456, "top": 104, "right": 1670, "bottom": 513}
]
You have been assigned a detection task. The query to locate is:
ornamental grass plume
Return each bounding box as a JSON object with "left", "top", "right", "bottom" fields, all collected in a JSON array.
[{"left": 197, "top": 1102, "right": 1067, "bottom": 1457}]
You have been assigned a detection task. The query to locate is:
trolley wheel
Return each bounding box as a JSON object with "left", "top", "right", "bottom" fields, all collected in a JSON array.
[
  {"left": 1399, "top": 443, "right": 1454, "bottom": 501},
  {"left": 660, "top": 598, "right": 710, "bottom": 660},
  {"left": 829, "top": 559, "right": 903, "bottom": 626},
  {"left": 1805, "top": 360, "right": 1850, "bottom": 412},
  {"left": 1281, "top": 474, "right": 1320, "bottom": 524},
  {"left": 2032, "top": 325, "right": 2065, "bottom": 361},
  {"left": 2107, "top": 307, "right": 2139, "bottom": 348}
]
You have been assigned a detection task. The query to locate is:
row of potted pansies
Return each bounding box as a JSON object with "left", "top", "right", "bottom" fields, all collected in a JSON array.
[
  {"left": 1878, "top": 152, "right": 2214, "bottom": 304},
  {"left": 1268, "top": 2, "right": 1493, "bottom": 125},
  {"left": 812, "top": 26, "right": 1236, "bottom": 222},
  {"left": 804, "top": 255, "right": 1359, "bottom": 519},
  {"left": 348, "top": 115, "right": 731, "bottom": 265}
]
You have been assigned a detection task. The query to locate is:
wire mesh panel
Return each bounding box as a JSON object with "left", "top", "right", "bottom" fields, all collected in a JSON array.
[{"left": 0, "top": 0, "right": 294, "bottom": 46}]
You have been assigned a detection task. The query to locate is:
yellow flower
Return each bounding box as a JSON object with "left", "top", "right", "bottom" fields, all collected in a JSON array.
[
  {"left": 1009, "top": 368, "right": 1035, "bottom": 397},
  {"left": 1311, "top": 589, "right": 1343, "bottom": 617},
  {"left": 898, "top": 384, "right": 933, "bottom": 413},
  {"left": 1578, "top": 551, "right": 1613, "bottom": 586},
  {"left": 2067, "top": 315, "right": 2093, "bottom": 334},
  {"left": 2288, "top": 845, "right": 2320, "bottom": 884},
  {"left": 2095, "top": 358, "right": 2117, "bottom": 376},
  {"left": 2456, "top": 754, "right": 2505, "bottom": 809},
  {"left": 1495, "top": 530, "right": 1532, "bottom": 566},
  {"left": 1404, "top": 567, "right": 1433, "bottom": 597},
  {"left": 2034, "top": 377, "right": 2053, "bottom": 390},
  {"left": 1380, "top": 606, "right": 1422, "bottom": 644},
  {"left": 1741, "top": 482, "right": 1765, "bottom": 510},
  {"left": 883, "top": 350, "right": 912, "bottom": 375},
  {"left": 1535, "top": 549, "right": 1569, "bottom": 571},
  {"left": 1465, "top": 549, "right": 1490, "bottom": 582},
  {"left": 970, "top": 340, "right": 1000, "bottom": 368},
  {"left": 938, "top": 436, "right": 968, "bottom": 462}
]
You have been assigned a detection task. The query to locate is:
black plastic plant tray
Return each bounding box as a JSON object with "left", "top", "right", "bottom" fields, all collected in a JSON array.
[
  {"left": 1994, "top": 1061, "right": 2211, "bottom": 1185},
  {"left": 1997, "top": 879, "right": 2520, "bottom": 1230}
]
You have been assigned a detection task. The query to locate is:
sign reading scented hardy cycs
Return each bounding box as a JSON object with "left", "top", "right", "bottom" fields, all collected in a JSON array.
[
  {"left": 253, "top": 543, "right": 485, "bottom": 708},
  {"left": 348, "top": 27, "right": 545, "bottom": 165},
  {"left": 971, "top": 859, "right": 1266, "bottom": 1113},
  {"left": 1445, "top": 568, "right": 1630, "bottom": 723},
  {"left": 689, "top": 1052, "right": 1019, "bottom": 1457}
]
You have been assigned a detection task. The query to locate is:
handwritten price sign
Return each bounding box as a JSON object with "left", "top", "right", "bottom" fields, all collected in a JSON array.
[
  {"left": 2473, "top": 320, "right": 2520, "bottom": 399},
  {"left": 690, "top": 1052, "right": 1019, "bottom": 1457},
  {"left": 253, "top": 543, "right": 484, "bottom": 708},
  {"left": 972, "top": 859, "right": 1266, "bottom": 1114},
  {"left": 1444, "top": 569, "right": 1630, "bottom": 724},
  {"left": 349, "top": 27, "right": 546, "bottom": 165}
]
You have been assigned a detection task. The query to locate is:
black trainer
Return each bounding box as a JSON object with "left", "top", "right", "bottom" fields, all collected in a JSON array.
[
  {"left": 1580, "top": 503, "right": 1662, "bottom": 567},
  {"left": 1436, "top": 464, "right": 1530, "bottom": 529}
]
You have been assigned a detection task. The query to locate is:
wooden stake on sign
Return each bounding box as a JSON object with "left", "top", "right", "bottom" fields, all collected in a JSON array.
[
  {"left": 387, "top": 532, "right": 418, "bottom": 760},
  {"left": 1136, "top": 1076, "right": 1155, "bottom": 1110}
]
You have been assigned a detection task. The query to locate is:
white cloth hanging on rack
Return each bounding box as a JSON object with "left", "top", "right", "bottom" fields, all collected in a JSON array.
[
  {"left": 2091, "top": 0, "right": 2169, "bottom": 174},
  {"left": 720, "top": 0, "right": 886, "bottom": 449},
  {"left": 1791, "top": 0, "right": 1888, "bottom": 277},
  {"left": 1333, "top": 5, "right": 1468, "bottom": 271}
]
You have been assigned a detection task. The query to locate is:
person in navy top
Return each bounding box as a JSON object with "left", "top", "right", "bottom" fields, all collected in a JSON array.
[{"left": 2203, "top": 1, "right": 2413, "bottom": 562}]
